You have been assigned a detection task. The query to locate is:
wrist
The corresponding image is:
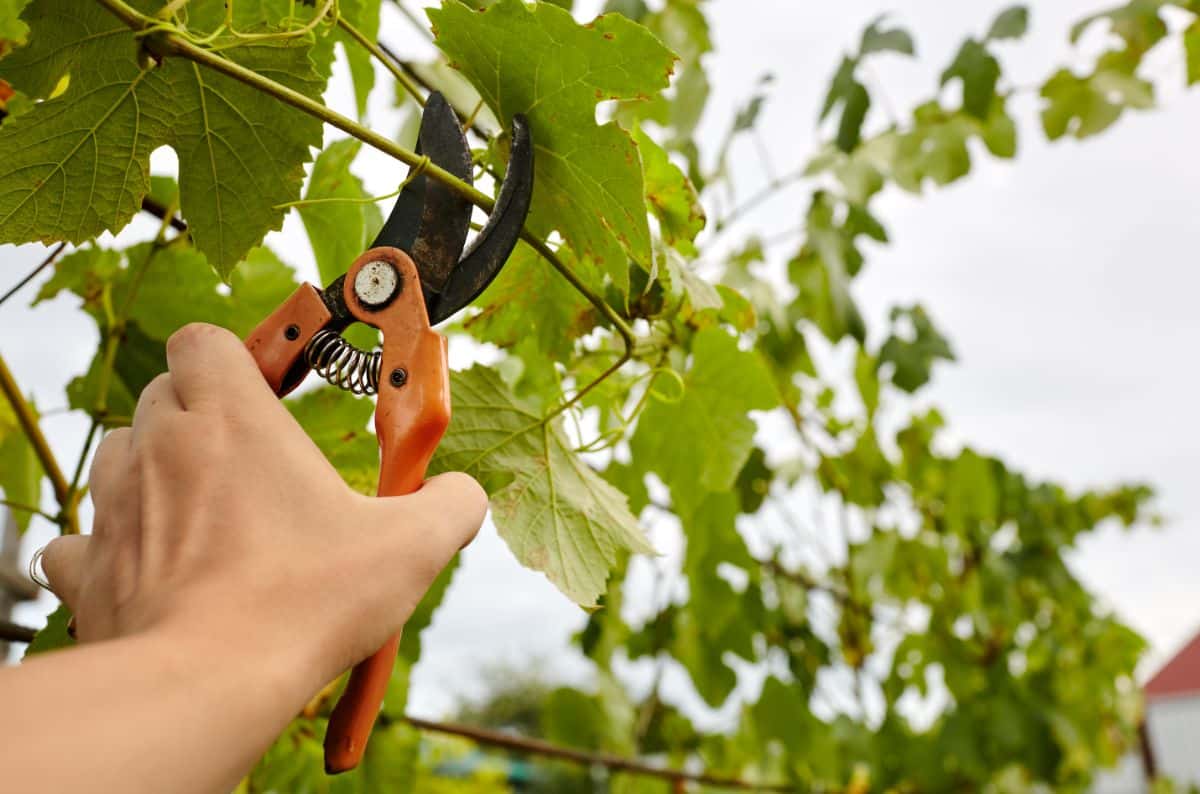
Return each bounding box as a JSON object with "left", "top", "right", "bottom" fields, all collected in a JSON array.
[{"left": 149, "top": 600, "right": 332, "bottom": 718}]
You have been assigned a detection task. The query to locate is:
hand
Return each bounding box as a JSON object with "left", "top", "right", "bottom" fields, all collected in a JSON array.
[{"left": 38, "top": 322, "right": 485, "bottom": 690}]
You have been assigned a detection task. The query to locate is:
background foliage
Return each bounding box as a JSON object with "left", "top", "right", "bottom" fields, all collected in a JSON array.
[{"left": 2, "top": 0, "right": 1193, "bottom": 790}]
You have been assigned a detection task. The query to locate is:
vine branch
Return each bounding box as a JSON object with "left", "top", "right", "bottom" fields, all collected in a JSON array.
[
  {"left": 403, "top": 716, "right": 795, "bottom": 792},
  {"left": 335, "top": 17, "right": 425, "bottom": 106},
  {"left": 0, "top": 620, "right": 36, "bottom": 644},
  {"left": 0, "top": 352, "right": 74, "bottom": 533},
  {"left": 0, "top": 242, "right": 66, "bottom": 309},
  {"left": 0, "top": 499, "right": 60, "bottom": 526}
]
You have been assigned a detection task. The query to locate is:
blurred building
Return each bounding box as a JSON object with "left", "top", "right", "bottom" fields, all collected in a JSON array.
[{"left": 1093, "top": 629, "right": 1200, "bottom": 793}]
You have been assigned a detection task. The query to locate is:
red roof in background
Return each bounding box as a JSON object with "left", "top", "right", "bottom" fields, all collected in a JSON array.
[{"left": 1146, "top": 629, "right": 1200, "bottom": 700}]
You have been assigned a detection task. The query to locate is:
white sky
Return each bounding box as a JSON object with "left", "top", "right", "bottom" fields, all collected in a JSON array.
[{"left": 2, "top": 0, "right": 1198, "bottom": 721}]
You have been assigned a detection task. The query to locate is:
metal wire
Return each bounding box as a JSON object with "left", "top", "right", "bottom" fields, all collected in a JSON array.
[{"left": 304, "top": 329, "right": 382, "bottom": 396}]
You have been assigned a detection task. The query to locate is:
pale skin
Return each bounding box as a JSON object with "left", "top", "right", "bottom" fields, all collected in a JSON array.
[{"left": 0, "top": 323, "right": 487, "bottom": 793}]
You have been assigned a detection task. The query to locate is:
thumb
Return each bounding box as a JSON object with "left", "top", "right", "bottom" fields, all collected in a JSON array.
[
  {"left": 413, "top": 471, "right": 488, "bottom": 553},
  {"left": 40, "top": 534, "right": 91, "bottom": 614},
  {"left": 373, "top": 472, "right": 487, "bottom": 565}
]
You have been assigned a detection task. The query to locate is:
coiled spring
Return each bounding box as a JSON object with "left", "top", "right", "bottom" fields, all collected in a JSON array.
[{"left": 304, "top": 329, "right": 382, "bottom": 395}]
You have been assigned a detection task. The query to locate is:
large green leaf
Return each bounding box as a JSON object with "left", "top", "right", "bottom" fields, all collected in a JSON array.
[
  {"left": 0, "top": 0, "right": 326, "bottom": 277},
  {"left": 431, "top": 367, "right": 651, "bottom": 606},
  {"left": 630, "top": 327, "right": 777, "bottom": 515},
  {"left": 429, "top": 0, "right": 676, "bottom": 287}
]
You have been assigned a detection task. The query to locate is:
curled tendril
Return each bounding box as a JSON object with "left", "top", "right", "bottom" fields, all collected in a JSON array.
[
  {"left": 573, "top": 365, "right": 685, "bottom": 454},
  {"left": 141, "top": 0, "right": 340, "bottom": 52},
  {"left": 273, "top": 155, "right": 431, "bottom": 211}
]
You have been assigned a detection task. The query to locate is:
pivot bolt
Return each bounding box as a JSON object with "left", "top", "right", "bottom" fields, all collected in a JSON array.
[
  {"left": 353, "top": 260, "right": 401, "bottom": 308},
  {"left": 390, "top": 368, "right": 408, "bottom": 388}
]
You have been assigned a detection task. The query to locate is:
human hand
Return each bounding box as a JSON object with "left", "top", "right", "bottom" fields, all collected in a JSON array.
[{"left": 38, "top": 323, "right": 485, "bottom": 692}]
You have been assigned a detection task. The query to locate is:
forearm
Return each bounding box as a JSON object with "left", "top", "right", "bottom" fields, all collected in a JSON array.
[{"left": 0, "top": 628, "right": 319, "bottom": 794}]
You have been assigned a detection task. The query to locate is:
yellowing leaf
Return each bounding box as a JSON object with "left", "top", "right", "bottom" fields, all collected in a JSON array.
[
  {"left": 636, "top": 127, "right": 704, "bottom": 255},
  {"left": 431, "top": 367, "right": 651, "bottom": 606},
  {"left": 429, "top": 0, "right": 676, "bottom": 287}
]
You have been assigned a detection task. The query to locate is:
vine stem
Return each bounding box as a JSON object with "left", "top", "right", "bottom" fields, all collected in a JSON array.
[
  {"left": 711, "top": 166, "right": 806, "bottom": 241},
  {"left": 402, "top": 716, "right": 795, "bottom": 792},
  {"left": 374, "top": 39, "right": 493, "bottom": 141},
  {"left": 0, "top": 499, "right": 60, "bottom": 525},
  {"left": 0, "top": 242, "right": 66, "bottom": 309},
  {"left": 95, "top": 0, "right": 637, "bottom": 392},
  {"left": 0, "top": 352, "right": 75, "bottom": 533},
  {"left": 0, "top": 620, "right": 36, "bottom": 644},
  {"left": 335, "top": 17, "right": 425, "bottom": 105}
]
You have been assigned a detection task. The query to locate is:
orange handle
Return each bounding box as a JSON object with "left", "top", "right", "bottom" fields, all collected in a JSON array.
[{"left": 244, "top": 249, "right": 450, "bottom": 774}]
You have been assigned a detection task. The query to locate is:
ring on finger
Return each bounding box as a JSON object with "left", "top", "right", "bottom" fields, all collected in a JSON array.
[{"left": 28, "top": 546, "right": 54, "bottom": 595}]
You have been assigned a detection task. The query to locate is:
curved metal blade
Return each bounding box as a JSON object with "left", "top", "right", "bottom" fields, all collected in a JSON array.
[
  {"left": 428, "top": 114, "right": 534, "bottom": 325},
  {"left": 371, "top": 91, "right": 473, "bottom": 296}
]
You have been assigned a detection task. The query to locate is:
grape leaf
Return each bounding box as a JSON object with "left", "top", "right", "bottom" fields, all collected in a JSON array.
[
  {"left": 464, "top": 243, "right": 599, "bottom": 362},
  {"left": 0, "top": 0, "right": 326, "bottom": 277},
  {"left": 987, "top": 6, "right": 1029, "bottom": 41},
  {"left": 36, "top": 242, "right": 296, "bottom": 421},
  {"left": 1187, "top": 20, "right": 1200, "bottom": 86},
  {"left": 23, "top": 604, "right": 74, "bottom": 657},
  {"left": 429, "top": 0, "right": 676, "bottom": 287},
  {"left": 630, "top": 327, "right": 777, "bottom": 516},
  {"left": 860, "top": 16, "right": 915, "bottom": 57},
  {"left": 286, "top": 387, "right": 378, "bottom": 496},
  {"left": 942, "top": 39, "right": 1000, "bottom": 120},
  {"left": 0, "top": 0, "right": 28, "bottom": 53},
  {"left": 0, "top": 395, "right": 42, "bottom": 532},
  {"left": 298, "top": 139, "right": 383, "bottom": 286},
  {"left": 636, "top": 127, "right": 704, "bottom": 256},
  {"left": 877, "top": 304, "right": 955, "bottom": 393},
  {"left": 37, "top": 243, "right": 297, "bottom": 338},
  {"left": 1041, "top": 61, "right": 1153, "bottom": 140},
  {"left": 430, "top": 366, "right": 651, "bottom": 606}
]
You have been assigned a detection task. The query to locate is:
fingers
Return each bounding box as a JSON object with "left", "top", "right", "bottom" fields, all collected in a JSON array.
[
  {"left": 88, "top": 428, "right": 132, "bottom": 517},
  {"left": 165, "top": 323, "right": 280, "bottom": 416},
  {"left": 378, "top": 472, "right": 488, "bottom": 558},
  {"left": 40, "top": 535, "right": 91, "bottom": 612},
  {"left": 131, "top": 373, "right": 184, "bottom": 444}
]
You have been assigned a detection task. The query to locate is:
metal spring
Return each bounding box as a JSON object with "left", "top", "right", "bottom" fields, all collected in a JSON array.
[{"left": 304, "top": 329, "right": 382, "bottom": 395}]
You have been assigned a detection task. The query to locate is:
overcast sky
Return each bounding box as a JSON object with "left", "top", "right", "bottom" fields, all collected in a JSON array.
[{"left": 2, "top": 0, "right": 1198, "bottom": 721}]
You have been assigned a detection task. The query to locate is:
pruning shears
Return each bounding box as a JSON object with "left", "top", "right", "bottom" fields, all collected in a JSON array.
[{"left": 243, "top": 93, "right": 533, "bottom": 774}]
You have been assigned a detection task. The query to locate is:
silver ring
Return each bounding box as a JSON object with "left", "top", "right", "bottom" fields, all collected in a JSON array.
[{"left": 28, "top": 546, "right": 53, "bottom": 594}]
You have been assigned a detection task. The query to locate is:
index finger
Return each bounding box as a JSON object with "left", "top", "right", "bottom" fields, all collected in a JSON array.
[{"left": 165, "top": 323, "right": 282, "bottom": 416}]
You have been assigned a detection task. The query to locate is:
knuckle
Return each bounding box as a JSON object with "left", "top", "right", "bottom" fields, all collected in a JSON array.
[
  {"left": 93, "top": 427, "right": 131, "bottom": 462},
  {"left": 166, "top": 322, "right": 236, "bottom": 358},
  {"left": 142, "top": 372, "right": 172, "bottom": 396}
]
